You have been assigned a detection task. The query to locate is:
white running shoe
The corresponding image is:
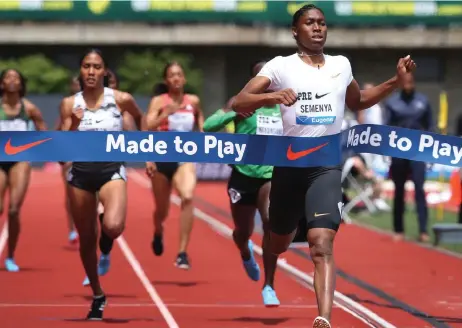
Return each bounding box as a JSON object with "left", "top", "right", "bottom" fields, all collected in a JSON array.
[{"left": 313, "top": 316, "right": 331, "bottom": 328}]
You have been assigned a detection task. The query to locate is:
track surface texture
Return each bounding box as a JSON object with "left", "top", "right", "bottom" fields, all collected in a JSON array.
[{"left": 0, "top": 169, "right": 460, "bottom": 327}]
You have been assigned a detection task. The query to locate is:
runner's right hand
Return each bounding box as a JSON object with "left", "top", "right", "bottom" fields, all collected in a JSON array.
[
  {"left": 268, "top": 89, "right": 298, "bottom": 106},
  {"left": 164, "top": 102, "right": 182, "bottom": 115},
  {"left": 72, "top": 107, "right": 84, "bottom": 123},
  {"left": 146, "top": 162, "right": 157, "bottom": 178}
]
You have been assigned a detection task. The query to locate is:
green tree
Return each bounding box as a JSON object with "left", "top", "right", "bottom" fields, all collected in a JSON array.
[
  {"left": 0, "top": 54, "right": 71, "bottom": 94},
  {"left": 117, "top": 50, "right": 203, "bottom": 96}
]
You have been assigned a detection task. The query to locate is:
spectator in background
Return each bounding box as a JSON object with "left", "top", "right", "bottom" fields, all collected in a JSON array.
[{"left": 385, "top": 73, "right": 433, "bottom": 242}]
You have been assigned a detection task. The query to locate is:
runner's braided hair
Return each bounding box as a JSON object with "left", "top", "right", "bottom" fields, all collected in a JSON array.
[{"left": 292, "top": 4, "right": 324, "bottom": 27}]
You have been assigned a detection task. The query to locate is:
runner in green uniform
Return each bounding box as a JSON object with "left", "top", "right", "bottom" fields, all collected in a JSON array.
[
  {"left": 204, "top": 61, "right": 282, "bottom": 307},
  {"left": 0, "top": 68, "right": 47, "bottom": 272}
]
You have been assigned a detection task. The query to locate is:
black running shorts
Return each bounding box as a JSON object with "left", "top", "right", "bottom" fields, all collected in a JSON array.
[
  {"left": 155, "top": 162, "right": 181, "bottom": 182},
  {"left": 269, "top": 166, "right": 343, "bottom": 235},
  {"left": 0, "top": 162, "right": 18, "bottom": 174},
  {"left": 227, "top": 168, "right": 270, "bottom": 206},
  {"left": 67, "top": 163, "right": 127, "bottom": 193}
]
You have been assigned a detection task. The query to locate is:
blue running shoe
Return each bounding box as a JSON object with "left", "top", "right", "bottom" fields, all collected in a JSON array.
[
  {"left": 68, "top": 230, "right": 78, "bottom": 244},
  {"left": 242, "top": 240, "right": 260, "bottom": 281},
  {"left": 262, "top": 285, "right": 280, "bottom": 307},
  {"left": 98, "top": 254, "right": 110, "bottom": 276},
  {"left": 5, "top": 258, "right": 19, "bottom": 272},
  {"left": 82, "top": 254, "right": 111, "bottom": 286}
]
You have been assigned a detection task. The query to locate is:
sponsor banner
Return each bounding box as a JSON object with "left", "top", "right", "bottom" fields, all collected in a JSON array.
[{"left": 1, "top": 125, "right": 462, "bottom": 171}]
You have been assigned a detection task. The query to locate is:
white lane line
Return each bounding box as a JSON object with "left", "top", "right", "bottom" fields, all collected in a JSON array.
[
  {"left": 0, "top": 222, "right": 7, "bottom": 259},
  {"left": 0, "top": 302, "right": 325, "bottom": 309},
  {"left": 117, "top": 236, "right": 180, "bottom": 328}
]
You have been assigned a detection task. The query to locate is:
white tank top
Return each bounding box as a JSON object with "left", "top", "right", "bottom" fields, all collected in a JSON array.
[
  {"left": 257, "top": 54, "right": 354, "bottom": 137},
  {"left": 0, "top": 101, "right": 31, "bottom": 131},
  {"left": 73, "top": 87, "right": 123, "bottom": 132}
]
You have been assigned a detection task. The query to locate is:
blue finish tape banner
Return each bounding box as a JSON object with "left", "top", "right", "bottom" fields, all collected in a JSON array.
[{"left": 0, "top": 125, "right": 461, "bottom": 167}]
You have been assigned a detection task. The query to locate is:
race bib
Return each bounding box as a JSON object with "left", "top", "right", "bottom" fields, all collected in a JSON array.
[
  {"left": 295, "top": 91, "right": 335, "bottom": 125},
  {"left": 0, "top": 119, "right": 28, "bottom": 131},
  {"left": 256, "top": 113, "right": 283, "bottom": 136},
  {"left": 168, "top": 112, "right": 195, "bottom": 132}
]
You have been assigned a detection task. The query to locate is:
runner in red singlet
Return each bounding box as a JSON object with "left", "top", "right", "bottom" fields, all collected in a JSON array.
[{"left": 145, "top": 62, "right": 204, "bottom": 270}]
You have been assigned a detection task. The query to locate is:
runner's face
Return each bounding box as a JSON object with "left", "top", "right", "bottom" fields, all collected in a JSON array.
[
  {"left": 165, "top": 64, "right": 186, "bottom": 92},
  {"left": 108, "top": 73, "right": 118, "bottom": 89},
  {"left": 80, "top": 53, "right": 106, "bottom": 89},
  {"left": 1, "top": 70, "right": 21, "bottom": 94},
  {"left": 293, "top": 9, "right": 327, "bottom": 53}
]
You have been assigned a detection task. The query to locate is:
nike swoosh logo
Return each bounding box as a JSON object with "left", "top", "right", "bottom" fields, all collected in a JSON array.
[
  {"left": 96, "top": 120, "right": 103, "bottom": 123},
  {"left": 286, "top": 142, "right": 328, "bottom": 161},
  {"left": 314, "top": 212, "right": 330, "bottom": 217},
  {"left": 315, "top": 92, "right": 330, "bottom": 99},
  {"left": 331, "top": 73, "right": 341, "bottom": 78},
  {"left": 4, "top": 138, "right": 52, "bottom": 155}
]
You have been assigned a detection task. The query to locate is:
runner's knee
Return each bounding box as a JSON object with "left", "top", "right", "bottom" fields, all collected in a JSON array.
[
  {"left": 309, "top": 234, "right": 334, "bottom": 263},
  {"left": 269, "top": 231, "right": 293, "bottom": 255},
  {"left": 8, "top": 206, "right": 20, "bottom": 219},
  {"left": 179, "top": 189, "right": 194, "bottom": 204},
  {"left": 102, "top": 214, "right": 125, "bottom": 239},
  {"left": 233, "top": 227, "right": 252, "bottom": 242}
]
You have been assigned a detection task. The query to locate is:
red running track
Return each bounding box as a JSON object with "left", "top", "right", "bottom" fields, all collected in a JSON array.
[
  {"left": 0, "top": 170, "right": 370, "bottom": 328},
  {"left": 192, "top": 180, "right": 462, "bottom": 328}
]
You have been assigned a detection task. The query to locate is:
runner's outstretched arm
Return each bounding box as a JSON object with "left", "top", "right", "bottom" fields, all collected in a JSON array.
[{"left": 346, "top": 55, "right": 416, "bottom": 111}]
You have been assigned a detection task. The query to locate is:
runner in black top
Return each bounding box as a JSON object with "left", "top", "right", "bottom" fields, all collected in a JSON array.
[
  {"left": 232, "top": 5, "right": 415, "bottom": 327},
  {"left": 59, "top": 49, "right": 143, "bottom": 320},
  {"left": 0, "top": 68, "right": 47, "bottom": 272}
]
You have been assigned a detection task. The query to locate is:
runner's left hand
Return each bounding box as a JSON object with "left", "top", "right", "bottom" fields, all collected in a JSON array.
[{"left": 396, "top": 55, "right": 416, "bottom": 81}]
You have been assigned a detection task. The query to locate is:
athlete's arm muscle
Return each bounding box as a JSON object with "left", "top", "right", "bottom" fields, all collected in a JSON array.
[
  {"left": 190, "top": 95, "right": 204, "bottom": 132},
  {"left": 346, "top": 55, "right": 416, "bottom": 111},
  {"left": 233, "top": 76, "right": 297, "bottom": 113},
  {"left": 115, "top": 91, "right": 143, "bottom": 130},
  {"left": 59, "top": 97, "right": 75, "bottom": 131},
  {"left": 122, "top": 112, "right": 137, "bottom": 131},
  {"left": 345, "top": 77, "right": 398, "bottom": 111},
  {"left": 232, "top": 76, "right": 272, "bottom": 112},
  {"left": 24, "top": 99, "right": 47, "bottom": 131},
  {"left": 145, "top": 96, "right": 165, "bottom": 131}
]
